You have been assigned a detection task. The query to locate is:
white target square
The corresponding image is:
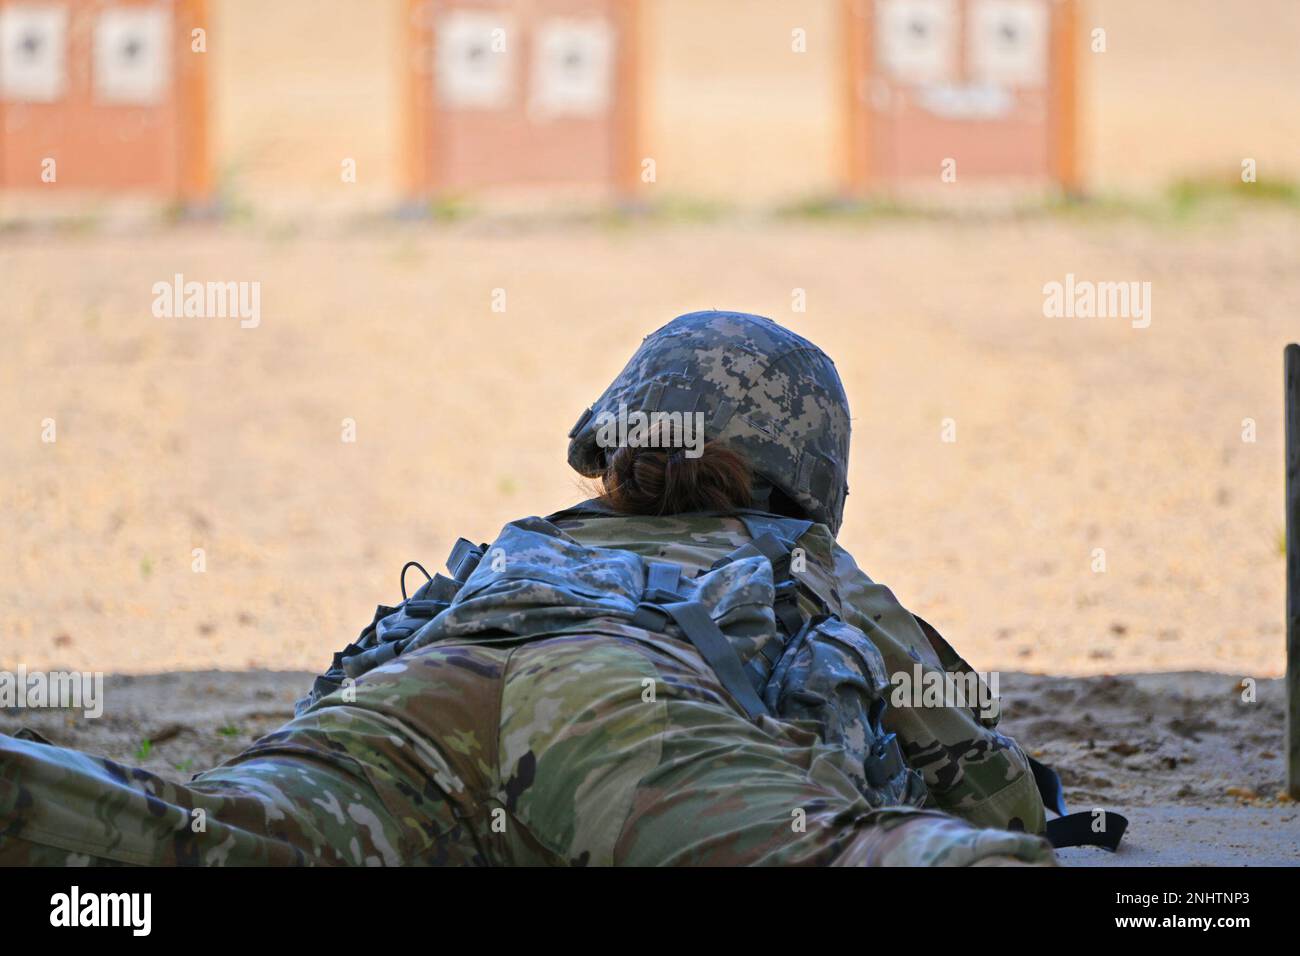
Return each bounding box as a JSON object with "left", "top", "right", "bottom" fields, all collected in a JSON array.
[
  {"left": 529, "top": 18, "right": 613, "bottom": 118},
  {"left": 94, "top": 6, "right": 172, "bottom": 105},
  {"left": 875, "top": 0, "right": 956, "bottom": 86},
  {"left": 968, "top": 0, "right": 1048, "bottom": 88},
  {"left": 0, "top": 5, "right": 68, "bottom": 103},
  {"left": 436, "top": 10, "right": 513, "bottom": 109}
]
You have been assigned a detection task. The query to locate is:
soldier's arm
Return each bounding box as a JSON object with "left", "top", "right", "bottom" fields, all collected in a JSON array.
[{"left": 829, "top": 543, "right": 1047, "bottom": 834}]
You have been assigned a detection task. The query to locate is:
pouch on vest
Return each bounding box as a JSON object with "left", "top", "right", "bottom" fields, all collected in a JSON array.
[{"left": 764, "top": 616, "right": 926, "bottom": 808}]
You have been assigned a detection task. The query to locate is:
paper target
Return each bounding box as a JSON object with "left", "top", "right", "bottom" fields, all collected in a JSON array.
[
  {"left": 876, "top": 0, "right": 956, "bottom": 86},
  {"left": 0, "top": 5, "right": 68, "bottom": 103},
  {"left": 968, "top": 0, "right": 1048, "bottom": 88},
  {"left": 436, "top": 10, "right": 513, "bottom": 109},
  {"left": 94, "top": 6, "right": 172, "bottom": 105},
  {"left": 529, "top": 18, "right": 613, "bottom": 118}
]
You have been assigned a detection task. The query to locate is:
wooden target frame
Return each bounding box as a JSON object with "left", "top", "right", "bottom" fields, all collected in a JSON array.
[
  {"left": 403, "top": 0, "right": 640, "bottom": 199},
  {"left": 0, "top": 0, "right": 209, "bottom": 202},
  {"left": 841, "top": 0, "right": 1078, "bottom": 192}
]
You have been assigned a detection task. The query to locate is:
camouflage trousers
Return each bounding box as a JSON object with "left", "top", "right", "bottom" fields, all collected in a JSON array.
[{"left": 0, "top": 632, "right": 1055, "bottom": 866}]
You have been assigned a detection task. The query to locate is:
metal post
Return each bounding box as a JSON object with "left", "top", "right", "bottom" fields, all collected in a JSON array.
[{"left": 1286, "top": 343, "right": 1300, "bottom": 798}]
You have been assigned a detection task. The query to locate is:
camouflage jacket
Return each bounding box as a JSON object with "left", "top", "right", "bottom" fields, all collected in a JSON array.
[
  {"left": 358, "top": 509, "right": 1045, "bottom": 835},
  {"left": 544, "top": 511, "right": 1047, "bottom": 834}
]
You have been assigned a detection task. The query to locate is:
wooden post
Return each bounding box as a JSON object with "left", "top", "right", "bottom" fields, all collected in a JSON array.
[
  {"left": 1286, "top": 343, "right": 1300, "bottom": 798},
  {"left": 1049, "top": 0, "right": 1080, "bottom": 193},
  {"left": 404, "top": 0, "right": 436, "bottom": 202},
  {"left": 839, "top": 0, "right": 870, "bottom": 196},
  {"left": 177, "top": 0, "right": 212, "bottom": 205},
  {"left": 611, "top": 0, "right": 641, "bottom": 199}
]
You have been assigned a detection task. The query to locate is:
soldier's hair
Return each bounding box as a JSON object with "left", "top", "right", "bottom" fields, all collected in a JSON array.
[{"left": 599, "top": 434, "right": 753, "bottom": 516}]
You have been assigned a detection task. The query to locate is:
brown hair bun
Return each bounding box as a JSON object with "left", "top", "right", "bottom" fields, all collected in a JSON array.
[{"left": 599, "top": 439, "right": 753, "bottom": 516}]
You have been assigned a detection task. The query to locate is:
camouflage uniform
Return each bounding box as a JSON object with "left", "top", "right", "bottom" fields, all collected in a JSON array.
[
  {"left": 0, "top": 512, "right": 1051, "bottom": 866},
  {"left": 0, "top": 312, "right": 1054, "bottom": 865}
]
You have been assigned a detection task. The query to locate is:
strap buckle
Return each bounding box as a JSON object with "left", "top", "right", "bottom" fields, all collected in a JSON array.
[{"left": 863, "top": 732, "right": 905, "bottom": 788}]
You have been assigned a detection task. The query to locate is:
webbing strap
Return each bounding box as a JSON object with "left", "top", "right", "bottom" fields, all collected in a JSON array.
[
  {"left": 1029, "top": 754, "right": 1067, "bottom": 816},
  {"left": 634, "top": 559, "right": 768, "bottom": 720},
  {"left": 1044, "top": 812, "right": 1128, "bottom": 852},
  {"left": 660, "top": 601, "right": 770, "bottom": 720},
  {"left": 714, "top": 538, "right": 811, "bottom": 640},
  {"left": 744, "top": 628, "right": 788, "bottom": 688},
  {"left": 863, "top": 733, "right": 906, "bottom": 788},
  {"left": 707, "top": 525, "right": 817, "bottom": 696},
  {"left": 735, "top": 515, "right": 813, "bottom": 551},
  {"left": 772, "top": 580, "right": 805, "bottom": 637},
  {"left": 1028, "top": 755, "right": 1128, "bottom": 852},
  {"left": 740, "top": 533, "right": 791, "bottom": 568},
  {"left": 657, "top": 600, "right": 770, "bottom": 721}
]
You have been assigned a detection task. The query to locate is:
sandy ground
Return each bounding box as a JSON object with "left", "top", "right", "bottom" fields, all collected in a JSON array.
[{"left": 2, "top": 205, "right": 1298, "bottom": 864}]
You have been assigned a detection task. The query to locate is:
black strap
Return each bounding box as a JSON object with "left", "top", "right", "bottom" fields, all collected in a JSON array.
[
  {"left": 863, "top": 732, "right": 906, "bottom": 788},
  {"left": 713, "top": 531, "right": 819, "bottom": 642},
  {"left": 714, "top": 532, "right": 789, "bottom": 569},
  {"left": 1044, "top": 811, "right": 1128, "bottom": 851},
  {"left": 1028, "top": 755, "right": 1127, "bottom": 852},
  {"left": 1029, "top": 754, "right": 1068, "bottom": 815},
  {"left": 632, "top": 560, "right": 769, "bottom": 720},
  {"left": 734, "top": 514, "right": 813, "bottom": 551},
  {"left": 707, "top": 524, "right": 820, "bottom": 695},
  {"left": 656, "top": 600, "right": 770, "bottom": 721}
]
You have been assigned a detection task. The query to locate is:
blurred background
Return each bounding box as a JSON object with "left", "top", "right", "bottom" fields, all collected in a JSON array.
[{"left": 1, "top": 0, "right": 1298, "bottom": 681}]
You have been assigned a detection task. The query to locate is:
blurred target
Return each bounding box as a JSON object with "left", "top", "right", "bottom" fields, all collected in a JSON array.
[
  {"left": 530, "top": 17, "right": 613, "bottom": 118},
  {"left": 436, "top": 10, "right": 514, "bottom": 109},
  {"left": 0, "top": 4, "right": 68, "bottom": 102},
  {"left": 876, "top": 0, "right": 956, "bottom": 86},
  {"left": 94, "top": 6, "right": 172, "bottom": 105},
  {"left": 968, "top": 0, "right": 1048, "bottom": 88}
]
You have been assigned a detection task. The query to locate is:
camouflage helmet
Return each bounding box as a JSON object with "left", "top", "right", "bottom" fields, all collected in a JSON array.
[{"left": 566, "top": 310, "right": 851, "bottom": 534}]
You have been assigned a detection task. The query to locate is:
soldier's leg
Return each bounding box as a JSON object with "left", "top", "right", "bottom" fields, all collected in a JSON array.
[
  {"left": 498, "top": 633, "right": 1055, "bottom": 866},
  {"left": 230, "top": 641, "right": 512, "bottom": 865},
  {"left": 0, "top": 642, "right": 509, "bottom": 866},
  {"left": 0, "top": 734, "right": 402, "bottom": 865}
]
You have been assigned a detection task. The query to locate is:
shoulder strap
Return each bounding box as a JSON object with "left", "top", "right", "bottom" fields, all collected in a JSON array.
[
  {"left": 631, "top": 559, "right": 770, "bottom": 721},
  {"left": 657, "top": 600, "right": 770, "bottom": 721},
  {"left": 712, "top": 522, "right": 823, "bottom": 642},
  {"left": 733, "top": 514, "right": 813, "bottom": 550}
]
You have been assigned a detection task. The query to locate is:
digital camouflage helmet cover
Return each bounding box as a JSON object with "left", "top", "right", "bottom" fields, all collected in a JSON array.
[{"left": 567, "top": 310, "right": 852, "bottom": 535}]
